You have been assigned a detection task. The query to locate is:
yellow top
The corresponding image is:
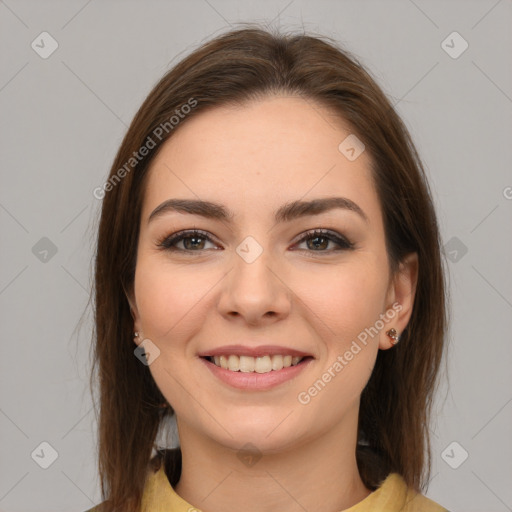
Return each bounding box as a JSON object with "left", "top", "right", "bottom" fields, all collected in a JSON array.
[{"left": 86, "top": 465, "right": 449, "bottom": 511}]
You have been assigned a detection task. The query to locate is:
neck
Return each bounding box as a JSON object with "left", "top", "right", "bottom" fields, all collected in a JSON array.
[{"left": 173, "top": 409, "right": 372, "bottom": 512}]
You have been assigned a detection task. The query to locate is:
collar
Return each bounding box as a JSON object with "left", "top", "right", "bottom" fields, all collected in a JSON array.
[{"left": 140, "top": 465, "right": 435, "bottom": 512}]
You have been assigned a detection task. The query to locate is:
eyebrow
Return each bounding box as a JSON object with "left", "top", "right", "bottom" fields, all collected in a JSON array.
[{"left": 147, "top": 196, "right": 369, "bottom": 225}]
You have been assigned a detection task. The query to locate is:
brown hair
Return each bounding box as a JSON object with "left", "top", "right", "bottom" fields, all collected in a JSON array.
[{"left": 89, "top": 24, "right": 450, "bottom": 511}]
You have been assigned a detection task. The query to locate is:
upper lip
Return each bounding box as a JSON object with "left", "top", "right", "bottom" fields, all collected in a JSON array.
[{"left": 198, "top": 345, "right": 313, "bottom": 358}]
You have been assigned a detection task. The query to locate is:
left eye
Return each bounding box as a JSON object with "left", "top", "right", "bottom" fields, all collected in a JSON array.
[{"left": 294, "top": 229, "right": 354, "bottom": 252}]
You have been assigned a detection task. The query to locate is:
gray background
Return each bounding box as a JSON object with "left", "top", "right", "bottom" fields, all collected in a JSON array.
[{"left": 1, "top": 0, "right": 511, "bottom": 511}]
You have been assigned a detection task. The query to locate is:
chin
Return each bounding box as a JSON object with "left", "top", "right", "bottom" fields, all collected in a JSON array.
[{"left": 208, "top": 412, "right": 309, "bottom": 454}]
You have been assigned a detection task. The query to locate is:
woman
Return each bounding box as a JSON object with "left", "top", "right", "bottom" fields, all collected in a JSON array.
[{"left": 87, "top": 25, "right": 450, "bottom": 512}]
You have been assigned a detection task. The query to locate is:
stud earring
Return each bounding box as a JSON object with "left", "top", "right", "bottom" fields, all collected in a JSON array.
[{"left": 386, "top": 328, "right": 400, "bottom": 345}]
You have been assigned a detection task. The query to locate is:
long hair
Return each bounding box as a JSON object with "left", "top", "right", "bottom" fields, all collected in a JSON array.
[{"left": 90, "top": 25, "right": 450, "bottom": 511}]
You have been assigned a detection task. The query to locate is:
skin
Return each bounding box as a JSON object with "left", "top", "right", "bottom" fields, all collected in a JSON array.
[{"left": 127, "top": 95, "right": 418, "bottom": 512}]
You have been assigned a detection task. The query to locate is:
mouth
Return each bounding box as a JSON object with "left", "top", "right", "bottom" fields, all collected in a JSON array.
[
  {"left": 201, "top": 354, "right": 313, "bottom": 374},
  {"left": 198, "top": 345, "right": 315, "bottom": 390}
]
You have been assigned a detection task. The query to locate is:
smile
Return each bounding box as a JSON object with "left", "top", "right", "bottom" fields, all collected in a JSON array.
[
  {"left": 206, "top": 354, "right": 305, "bottom": 373},
  {"left": 198, "top": 345, "right": 314, "bottom": 390}
]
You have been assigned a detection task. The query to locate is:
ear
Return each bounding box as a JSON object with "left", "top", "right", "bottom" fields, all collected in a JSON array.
[
  {"left": 379, "top": 252, "right": 419, "bottom": 350},
  {"left": 124, "top": 283, "right": 143, "bottom": 347}
]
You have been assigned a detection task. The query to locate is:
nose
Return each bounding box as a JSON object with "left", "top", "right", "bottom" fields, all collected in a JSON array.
[{"left": 218, "top": 247, "right": 292, "bottom": 326}]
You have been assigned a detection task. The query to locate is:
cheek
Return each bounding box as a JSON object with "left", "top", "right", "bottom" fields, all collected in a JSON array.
[
  {"left": 291, "top": 258, "right": 387, "bottom": 342},
  {"left": 300, "top": 260, "right": 387, "bottom": 405},
  {"left": 134, "top": 258, "right": 215, "bottom": 343}
]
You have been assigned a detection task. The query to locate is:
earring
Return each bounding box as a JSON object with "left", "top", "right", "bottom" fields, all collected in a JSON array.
[
  {"left": 386, "top": 328, "right": 400, "bottom": 345},
  {"left": 133, "top": 331, "right": 140, "bottom": 341}
]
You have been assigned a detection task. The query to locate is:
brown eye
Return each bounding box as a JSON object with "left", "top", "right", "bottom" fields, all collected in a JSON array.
[
  {"left": 294, "top": 229, "right": 354, "bottom": 252},
  {"left": 306, "top": 234, "right": 329, "bottom": 250},
  {"left": 182, "top": 235, "right": 206, "bottom": 250},
  {"left": 157, "top": 230, "right": 219, "bottom": 252}
]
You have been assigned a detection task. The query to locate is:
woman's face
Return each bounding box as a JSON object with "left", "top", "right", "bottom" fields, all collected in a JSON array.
[{"left": 129, "top": 95, "right": 417, "bottom": 453}]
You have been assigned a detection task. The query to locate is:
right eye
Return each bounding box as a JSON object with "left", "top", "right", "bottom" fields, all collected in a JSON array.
[{"left": 156, "top": 229, "right": 221, "bottom": 253}]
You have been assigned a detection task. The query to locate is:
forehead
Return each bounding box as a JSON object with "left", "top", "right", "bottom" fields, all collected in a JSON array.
[{"left": 141, "top": 95, "right": 380, "bottom": 226}]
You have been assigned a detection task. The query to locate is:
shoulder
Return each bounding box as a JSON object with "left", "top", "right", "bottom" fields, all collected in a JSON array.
[
  {"left": 365, "top": 472, "right": 449, "bottom": 512},
  {"left": 393, "top": 474, "right": 450, "bottom": 512},
  {"left": 402, "top": 491, "right": 450, "bottom": 512}
]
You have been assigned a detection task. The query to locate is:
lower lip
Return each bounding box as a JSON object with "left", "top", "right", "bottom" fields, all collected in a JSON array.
[{"left": 200, "top": 357, "right": 314, "bottom": 391}]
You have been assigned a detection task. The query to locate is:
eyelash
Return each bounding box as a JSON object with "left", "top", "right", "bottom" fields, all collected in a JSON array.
[{"left": 156, "top": 228, "right": 355, "bottom": 255}]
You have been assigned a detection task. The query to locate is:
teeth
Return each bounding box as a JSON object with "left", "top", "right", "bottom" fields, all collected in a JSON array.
[
  {"left": 209, "top": 354, "right": 305, "bottom": 373},
  {"left": 228, "top": 354, "right": 239, "bottom": 371},
  {"left": 239, "top": 355, "right": 255, "bottom": 373},
  {"left": 255, "top": 355, "right": 271, "bottom": 373},
  {"left": 272, "top": 355, "right": 284, "bottom": 371}
]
